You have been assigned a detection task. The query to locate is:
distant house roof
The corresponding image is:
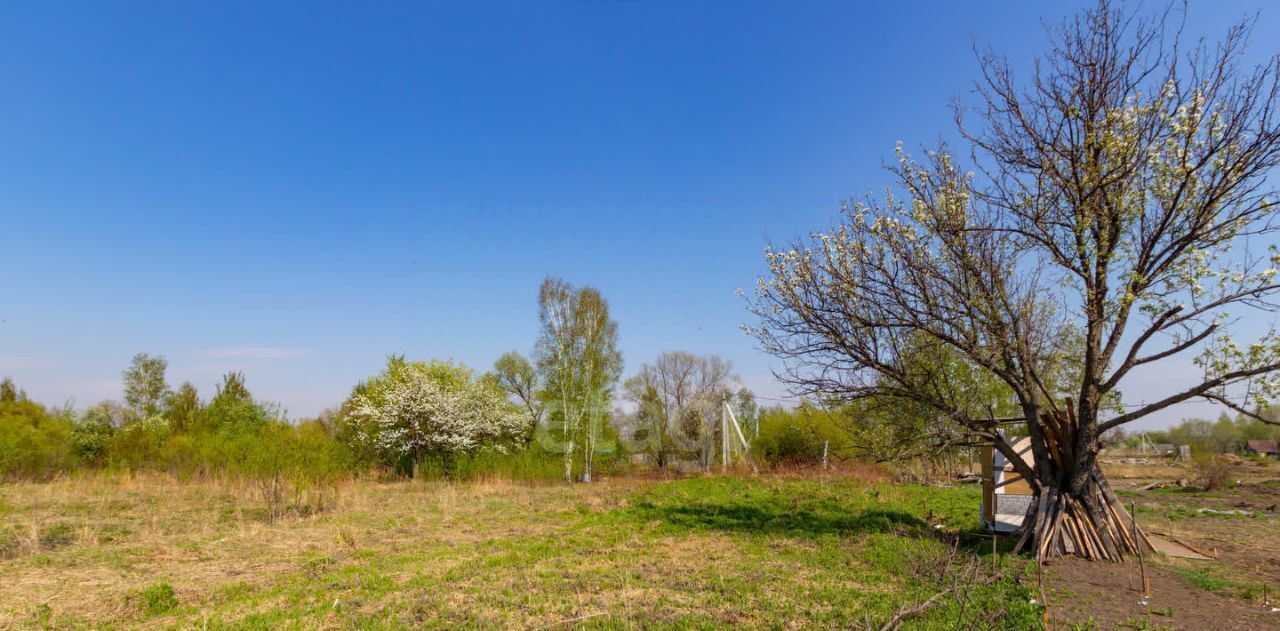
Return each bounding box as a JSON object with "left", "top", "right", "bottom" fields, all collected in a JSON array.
[{"left": 1245, "top": 439, "right": 1280, "bottom": 453}]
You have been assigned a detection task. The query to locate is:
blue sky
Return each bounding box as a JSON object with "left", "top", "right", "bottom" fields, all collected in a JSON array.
[{"left": 2, "top": 1, "right": 1277, "bottom": 429}]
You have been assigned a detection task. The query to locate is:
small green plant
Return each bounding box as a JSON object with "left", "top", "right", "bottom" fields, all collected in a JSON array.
[{"left": 132, "top": 581, "right": 177, "bottom": 615}]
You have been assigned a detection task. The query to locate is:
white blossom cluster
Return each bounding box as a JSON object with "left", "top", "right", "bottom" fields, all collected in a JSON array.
[
  {"left": 348, "top": 371, "right": 525, "bottom": 460},
  {"left": 1195, "top": 328, "right": 1280, "bottom": 408}
]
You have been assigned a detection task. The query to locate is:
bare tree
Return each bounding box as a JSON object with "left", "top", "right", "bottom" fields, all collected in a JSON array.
[
  {"left": 748, "top": 1, "right": 1280, "bottom": 560},
  {"left": 621, "top": 367, "right": 677, "bottom": 471},
  {"left": 624, "top": 351, "right": 735, "bottom": 471}
]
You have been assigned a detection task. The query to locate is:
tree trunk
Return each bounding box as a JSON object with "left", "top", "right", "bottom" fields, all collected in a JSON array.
[
  {"left": 563, "top": 436, "right": 575, "bottom": 482},
  {"left": 1013, "top": 409, "right": 1153, "bottom": 562},
  {"left": 1018, "top": 464, "right": 1152, "bottom": 561},
  {"left": 582, "top": 418, "right": 594, "bottom": 483}
]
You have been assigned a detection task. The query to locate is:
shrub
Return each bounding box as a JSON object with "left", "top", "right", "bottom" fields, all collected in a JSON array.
[
  {"left": 1189, "top": 453, "right": 1235, "bottom": 491},
  {"left": 72, "top": 415, "right": 115, "bottom": 465},
  {"left": 105, "top": 416, "right": 171, "bottom": 471},
  {"left": 0, "top": 399, "right": 76, "bottom": 479},
  {"left": 756, "top": 419, "right": 824, "bottom": 466},
  {"left": 753, "top": 405, "right": 849, "bottom": 468},
  {"left": 231, "top": 420, "right": 354, "bottom": 520}
]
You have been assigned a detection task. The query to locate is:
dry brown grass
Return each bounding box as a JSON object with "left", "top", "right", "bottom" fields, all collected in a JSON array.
[
  {"left": 0, "top": 473, "right": 670, "bottom": 627},
  {"left": 0, "top": 470, "right": 1034, "bottom": 629}
]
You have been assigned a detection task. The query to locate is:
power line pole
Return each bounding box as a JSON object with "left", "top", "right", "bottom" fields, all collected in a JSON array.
[
  {"left": 721, "top": 396, "right": 730, "bottom": 472},
  {"left": 721, "top": 398, "right": 758, "bottom": 474}
]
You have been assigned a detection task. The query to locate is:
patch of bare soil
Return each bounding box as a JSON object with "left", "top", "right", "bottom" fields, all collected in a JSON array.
[
  {"left": 1044, "top": 558, "right": 1278, "bottom": 629},
  {"left": 1125, "top": 480, "right": 1280, "bottom": 588}
]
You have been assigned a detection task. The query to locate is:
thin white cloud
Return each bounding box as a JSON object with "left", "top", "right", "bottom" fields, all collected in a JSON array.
[{"left": 202, "top": 347, "right": 306, "bottom": 360}]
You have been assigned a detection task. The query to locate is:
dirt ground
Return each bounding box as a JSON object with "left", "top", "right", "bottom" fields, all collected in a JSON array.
[
  {"left": 1044, "top": 458, "right": 1280, "bottom": 629},
  {"left": 1046, "top": 557, "right": 1276, "bottom": 629}
]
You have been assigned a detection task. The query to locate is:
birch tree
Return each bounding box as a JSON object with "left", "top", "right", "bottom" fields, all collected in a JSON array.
[
  {"left": 533, "top": 277, "right": 622, "bottom": 482},
  {"left": 122, "top": 353, "right": 170, "bottom": 420},
  {"left": 748, "top": 1, "right": 1280, "bottom": 561}
]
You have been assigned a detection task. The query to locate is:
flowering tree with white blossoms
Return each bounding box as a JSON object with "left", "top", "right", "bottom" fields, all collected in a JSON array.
[
  {"left": 346, "top": 360, "right": 525, "bottom": 477},
  {"left": 748, "top": 1, "right": 1280, "bottom": 561}
]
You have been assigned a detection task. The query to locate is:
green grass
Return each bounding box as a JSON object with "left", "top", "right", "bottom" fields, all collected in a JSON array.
[
  {"left": 1148, "top": 486, "right": 1223, "bottom": 498},
  {"left": 0, "top": 475, "right": 1042, "bottom": 629},
  {"left": 1167, "top": 563, "right": 1261, "bottom": 600},
  {"left": 132, "top": 582, "right": 178, "bottom": 616},
  {"left": 1147, "top": 502, "right": 1260, "bottom": 522}
]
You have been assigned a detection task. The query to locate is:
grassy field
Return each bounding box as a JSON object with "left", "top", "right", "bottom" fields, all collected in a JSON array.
[{"left": 0, "top": 472, "right": 1042, "bottom": 630}]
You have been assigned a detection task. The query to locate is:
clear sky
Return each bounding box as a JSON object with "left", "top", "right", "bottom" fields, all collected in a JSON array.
[{"left": 2, "top": 1, "right": 1277, "bottom": 429}]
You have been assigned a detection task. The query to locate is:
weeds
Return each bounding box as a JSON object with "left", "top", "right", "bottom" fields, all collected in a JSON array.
[
  {"left": 337, "top": 526, "right": 358, "bottom": 550},
  {"left": 1188, "top": 454, "right": 1235, "bottom": 492},
  {"left": 1169, "top": 563, "right": 1259, "bottom": 600},
  {"left": 861, "top": 539, "right": 1039, "bottom": 630},
  {"left": 128, "top": 581, "right": 177, "bottom": 616}
]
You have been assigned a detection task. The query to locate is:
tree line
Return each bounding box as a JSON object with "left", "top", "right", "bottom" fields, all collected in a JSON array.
[
  {"left": 0, "top": 276, "right": 782, "bottom": 489},
  {"left": 1111, "top": 411, "right": 1280, "bottom": 455}
]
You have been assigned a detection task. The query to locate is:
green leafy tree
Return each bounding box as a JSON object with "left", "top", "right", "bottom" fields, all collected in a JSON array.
[
  {"left": 163, "top": 382, "right": 202, "bottom": 433},
  {"left": 533, "top": 277, "right": 623, "bottom": 482},
  {"left": 210, "top": 372, "right": 252, "bottom": 407},
  {"left": 73, "top": 407, "right": 117, "bottom": 465},
  {"left": 0, "top": 392, "right": 76, "bottom": 479},
  {"left": 0, "top": 376, "right": 23, "bottom": 403},
  {"left": 122, "top": 353, "right": 171, "bottom": 419},
  {"left": 489, "top": 351, "right": 544, "bottom": 444},
  {"left": 733, "top": 388, "right": 759, "bottom": 440},
  {"left": 199, "top": 372, "right": 272, "bottom": 436}
]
